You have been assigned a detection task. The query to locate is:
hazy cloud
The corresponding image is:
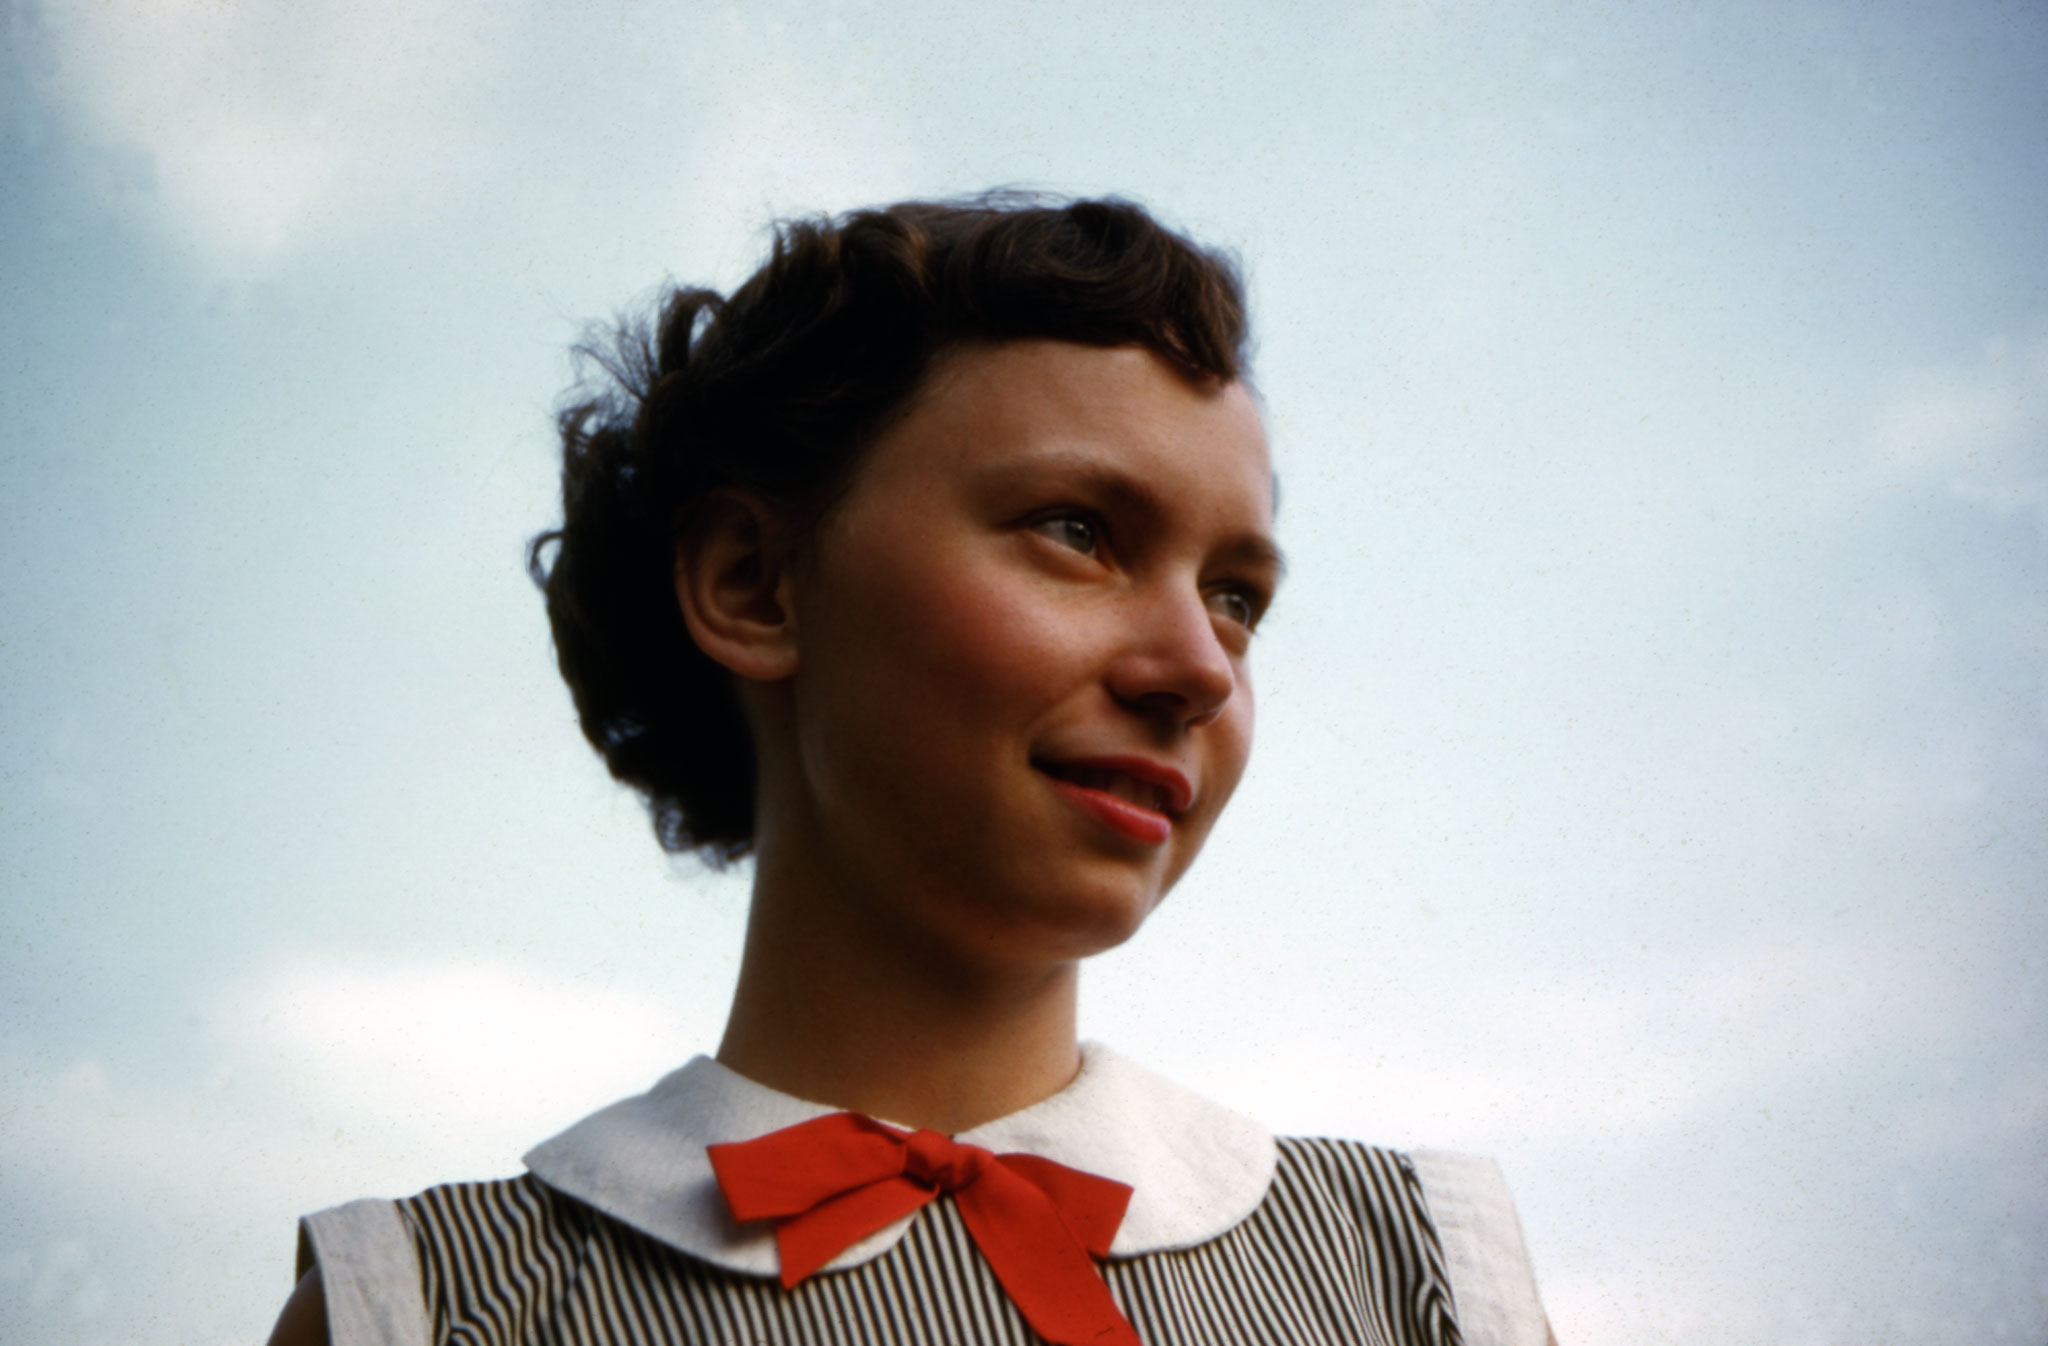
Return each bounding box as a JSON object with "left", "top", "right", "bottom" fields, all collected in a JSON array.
[{"left": 1877, "top": 332, "right": 2048, "bottom": 526}]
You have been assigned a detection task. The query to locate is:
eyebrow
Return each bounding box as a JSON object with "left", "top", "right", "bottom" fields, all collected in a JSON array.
[{"left": 1220, "top": 533, "right": 1289, "bottom": 581}]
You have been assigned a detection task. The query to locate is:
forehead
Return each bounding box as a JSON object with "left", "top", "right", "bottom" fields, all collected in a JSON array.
[{"left": 859, "top": 340, "right": 1274, "bottom": 523}]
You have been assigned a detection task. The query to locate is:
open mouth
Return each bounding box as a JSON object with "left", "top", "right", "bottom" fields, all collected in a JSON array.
[
  {"left": 1031, "top": 756, "right": 1188, "bottom": 848},
  {"left": 1034, "top": 762, "right": 1172, "bottom": 816}
]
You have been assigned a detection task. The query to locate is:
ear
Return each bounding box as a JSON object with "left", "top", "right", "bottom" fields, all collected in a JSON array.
[{"left": 674, "top": 490, "right": 800, "bottom": 683}]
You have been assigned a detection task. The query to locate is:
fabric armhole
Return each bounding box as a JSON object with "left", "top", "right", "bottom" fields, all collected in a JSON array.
[
  {"left": 1405, "top": 1150, "right": 1549, "bottom": 1346},
  {"left": 297, "top": 1199, "right": 433, "bottom": 1346}
]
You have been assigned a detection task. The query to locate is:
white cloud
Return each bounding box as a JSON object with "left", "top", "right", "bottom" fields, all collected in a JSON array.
[
  {"left": 29, "top": 0, "right": 927, "bottom": 277},
  {"left": 6, "top": 960, "right": 698, "bottom": 1206},
  {"left": 34, "top": 0, "right": 504, "bottom": 264},
  {"left": 0, "top": 960, "right": 708, "bottom": 1344},
  {"left": 217, "top": 958, "right": 699, "bottom": 1157}
]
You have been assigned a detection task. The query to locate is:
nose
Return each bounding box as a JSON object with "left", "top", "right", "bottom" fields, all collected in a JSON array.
[{"left": 1104, "top": 580, "right": 1240, "bottom": 730}]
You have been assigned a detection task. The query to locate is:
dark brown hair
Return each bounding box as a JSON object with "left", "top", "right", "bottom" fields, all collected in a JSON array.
[{"left": 529, "top": 194, "right": 1250, "bottom": 863}]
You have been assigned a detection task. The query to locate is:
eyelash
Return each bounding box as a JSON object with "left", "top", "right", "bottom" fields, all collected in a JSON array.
[
  {"left": 1031, "top": 511, "right": 1101, "bottom": 556},
  {"left": 1027, "top": 510, "right": 1267, "bottom": 634},
  {"left": 1209, "top": 588, "right": 1261, "bottom": 630}
]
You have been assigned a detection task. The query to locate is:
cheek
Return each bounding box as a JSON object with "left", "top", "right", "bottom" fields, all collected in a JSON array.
[
  {"left": 805, "top": 536, "right": 1082, "bottom": 759},
  {"left": 1157, "top": 689, "right": 1254, "bottom": 890},
  {"left": 1202, "top": 688, "right": 1257, "bottom": 821},
  {"left": 1222, "top": 685, "right": 1255, "bottom": 779}
]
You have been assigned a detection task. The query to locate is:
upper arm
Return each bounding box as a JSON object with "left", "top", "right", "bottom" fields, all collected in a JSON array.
[{"left": 265, "top": 1268, "right": 330, "bottom": 1346}]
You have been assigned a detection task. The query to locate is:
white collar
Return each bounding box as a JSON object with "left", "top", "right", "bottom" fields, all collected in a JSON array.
[{"left": 523, "top": 1042, "right": 1276, "bottom": 1278}]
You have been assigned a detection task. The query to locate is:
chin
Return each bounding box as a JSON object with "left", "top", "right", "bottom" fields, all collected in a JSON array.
[
  {"left": 878, "top": 824, "right": 1186, "bottom": 971},
  {"left": 996, "top": 867, "right": 1171, "bottom": 965}
]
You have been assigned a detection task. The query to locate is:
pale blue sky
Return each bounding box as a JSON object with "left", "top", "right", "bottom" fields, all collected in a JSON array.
[{"left": 3, "top": 3, "right": 2045, "bottom": 1342}]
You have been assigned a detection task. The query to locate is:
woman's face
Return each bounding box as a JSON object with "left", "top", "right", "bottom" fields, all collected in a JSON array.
[{"left": 779, "top": 340, "right": 1279, "bottom": 973}]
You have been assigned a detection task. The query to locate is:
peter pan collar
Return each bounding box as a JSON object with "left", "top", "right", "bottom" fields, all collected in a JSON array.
[{"left": 523, "top": 1041, "right": 1276, "bottom": 1279}]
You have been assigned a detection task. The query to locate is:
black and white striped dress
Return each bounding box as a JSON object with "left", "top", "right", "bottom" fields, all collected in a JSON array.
[{"left": 299, "top": 1045, "right": 1549, "bottom": 1346}]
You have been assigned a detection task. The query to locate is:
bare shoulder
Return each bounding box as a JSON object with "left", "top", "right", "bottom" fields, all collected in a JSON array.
[{"left": 265, "top": 1268, "right": 329, "bottom": 1346}]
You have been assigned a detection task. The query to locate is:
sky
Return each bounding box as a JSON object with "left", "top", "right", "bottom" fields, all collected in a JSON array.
[{"left": 2, "top": 1, "right": 2044, "bottom": 1342}]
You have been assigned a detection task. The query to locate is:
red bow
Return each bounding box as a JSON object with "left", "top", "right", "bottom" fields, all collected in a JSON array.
[{"left": 708, "top": 1113, "right": 1142, "bottom": 1346}]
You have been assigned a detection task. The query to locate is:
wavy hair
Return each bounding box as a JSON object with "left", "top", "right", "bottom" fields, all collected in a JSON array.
[{"left": 529, "top": 194, "right": 1250, "bottom": 863}]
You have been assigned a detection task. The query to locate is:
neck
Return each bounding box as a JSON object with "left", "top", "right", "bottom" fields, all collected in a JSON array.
[{"left": 716, "top": 844, "right": 1083, "bottom": 1136}]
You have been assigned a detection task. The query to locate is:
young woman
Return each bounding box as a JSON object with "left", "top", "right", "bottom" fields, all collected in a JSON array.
[{"left": 269, "top": 196, "right": 1553, "bottom": 1346}]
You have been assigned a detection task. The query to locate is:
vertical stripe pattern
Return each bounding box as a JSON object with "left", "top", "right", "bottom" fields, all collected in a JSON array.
[{"left": 398, "top": 1137, "right": 1462, "bottom": 1346}]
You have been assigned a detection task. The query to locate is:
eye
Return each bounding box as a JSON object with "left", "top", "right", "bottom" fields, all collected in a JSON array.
[
  {"left": 1206, "top": 587, "right": 1261, "bottom": 630},
  {"left": 1030, "top": 512, "right": 1100, "bottom": 556}
]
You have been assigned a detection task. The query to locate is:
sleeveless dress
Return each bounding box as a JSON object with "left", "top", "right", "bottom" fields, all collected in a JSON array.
[{"left": 297, "top": 1044, "right": 1549, "bottom": 1345}]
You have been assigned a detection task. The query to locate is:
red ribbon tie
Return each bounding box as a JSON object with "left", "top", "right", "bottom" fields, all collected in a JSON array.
[{"left": 708, "top": 1113, "right": 1142, "bottom": 1346}]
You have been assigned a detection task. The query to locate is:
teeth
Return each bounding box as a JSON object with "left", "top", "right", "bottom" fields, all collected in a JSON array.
[{"left": 1069, "top": 767, "right": 1166, "bottom": 814}]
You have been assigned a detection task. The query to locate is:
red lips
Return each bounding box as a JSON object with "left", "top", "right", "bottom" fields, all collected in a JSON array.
[{"left": 1034, "top": 755, "right": 1193, "bottom": 847}]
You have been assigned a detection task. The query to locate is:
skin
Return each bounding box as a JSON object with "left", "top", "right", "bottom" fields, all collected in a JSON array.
[
  {"left": 272, "top": 340, "right": 1556, "bottom": 1340},
  {"left": 268, "top": 342, "right": 1261, "bottom": 1343},
  {"left": 266, "top": 1272, "right": 323, "bottom": 1346},
  {"left": 685, "top": 338, "right": 1563, "bottom": 1344},
  {"left": 691, "top": 341, "right": 1279, "bottom": 1133},
  {"left": 269, "top": 340, "right": 1273, "bottom": 1346}
]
